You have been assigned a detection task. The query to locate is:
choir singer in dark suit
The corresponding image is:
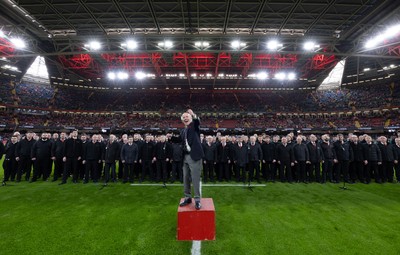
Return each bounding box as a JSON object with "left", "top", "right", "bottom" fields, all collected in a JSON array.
[{"left": 179, "top": 109, "right": 205, "bottom": 210}]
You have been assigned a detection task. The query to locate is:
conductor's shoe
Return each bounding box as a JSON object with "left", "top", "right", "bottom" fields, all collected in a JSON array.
[
  {"left": 179, "top": 198, "right": 192, "bottom": 207},
  {"left": 59, "top": 181, "right": 66, "bottom": 185},
  {"left": 195, "top": 201, "right": 201, "bottom": 210}
]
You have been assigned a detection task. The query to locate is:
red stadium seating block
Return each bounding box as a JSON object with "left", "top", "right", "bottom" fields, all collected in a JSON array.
[{"left": 177, "top": 198, "right": 216, "bottom": 241}]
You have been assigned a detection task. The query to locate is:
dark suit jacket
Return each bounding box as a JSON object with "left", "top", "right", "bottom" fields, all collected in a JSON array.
[
  {"left": 248, "top": 143, "right": 263, "bottom": 162},
  {"left": 234, "top": 144, "right": 249, "bottom": 167},
  {"left": 307, "top": 142, "right": 324, "bottom": 163},
  {"left": 276, "top": 143, "right": 294, "bottom": 163},
  {"left": 181, "top": 118, "right": 204, "bottom": 161},
  {"left": 202, "top": 143, "right": 217, "bottom": 162}
]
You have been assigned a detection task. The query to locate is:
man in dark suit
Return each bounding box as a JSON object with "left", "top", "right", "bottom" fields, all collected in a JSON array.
[
  {"left": 139, "top": 135, "right": 156, "bottom": 182},
  {"left": 202, "top": 136, "right": 217, "bottom": 183},
  {"left": 233, "top": 136, "right": 249, "bottom": 183},
  {"left": 261, "top": 136, "right": 276, "bottom": 182},
  {"left": 2, "top": 136, "right": 18, "bottom": 185},
  {"left": 363, "top": 135, "right": 382, "bottom": 183},
  {"left": 377, "top": 136, "right": 396, "bottom": 183},
  {"left": 103, "top": 134, "right": 120, "bottom": 184},
  {"left": 82, "top": 134, "right": 102, "bottom": 183},
  {"left": 292, "top": 136, "right": 310, "bottom": 183},
  {"left": 350, "top": 135, "right": 365, "bottom": 183},
  {"left": 217, "top": 136, "right": 231, "bottom": 182},
  {"left": 248, "top": 136, "right": 263, "bottom": 183},
  {"left": 179, "top": 109, "right": 204, "bottom": 210},
  {"left": 394, "top": 138, "right": 400, "bottom": 183},
  {"left": 31, "top": 133, "right": 53, "bottom": 182},
  {"left": 307, "top": 134, "right": 324, "bottom": 183},
  {"left": 15, "top": 132, "right": 34, "bottom": 181},
  {"left": 170, "top": 138, "right": 183, "bottom": 183},
  {"left": 154, "top": 135, "right": 172, "bottom": 183},
  {"left": 60, "top": 130, "right": 83, "bottom": 184},
  {"left": 320, "top": 134, "right": 337, "bottom": 183},
  {"left": 276, "top": 136, "right": 294, "bottom": 183},
  {"left": 51, "top": 132, "right": 66, "bottom": 182},
  {"left": 333, "top": 134, "right": 353, "bottom": 183},
  {"left": 121, "top": 136, "right": 139, "bottom": 183}
]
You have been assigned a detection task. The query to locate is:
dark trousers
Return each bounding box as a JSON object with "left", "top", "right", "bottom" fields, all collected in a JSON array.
[
  {"left": 17, "top": 156, "right": 31, "bottom": 181},
  {"left": 118, "top": 160, "right": 124, "bottom": 179},
  {"left": 171, "top": 161, "right": 183, "bottom": 182},
  {"left": 124, "top": 163, "right": 134, "bottom": 182},
  {"left": 380, "top": 161, "right": 394, "bottom": 182},
  {"left": 248, "top": 161, "right": 261, "bottom": 182},
  {"left": 78, "top": 160, "right": 85, "bottom": 180},
  {"left": 322, "top": 160, "right": 333, "bottom": 183},
  {"left": 134, "top": 162, "right": 141, "bottom": 179},
  {"left": 104, "top": 162, "right": 116, "bottom": 183},
  {"left": 62, "top": 158, "right": 79, "bottom": 182},
  {"left": 262, "top": 161, "right": 274, "bottom": 181},
  {"left": 85, "top": 160, "right": 99, "bottom": 182},
  {"left": 156, "top": 160, "right": 168, "bottom": 183},
  {"left": 141, "top": 160, "right": 154, "bottom": 181},
  {"left": 279, "top": 161, "right": 292, "bottom": 182},
  {"left": 218, "top": 162, "right": 230, "bottom": 181},
  {"left": 351, "top": 161, "right": 364, "bottom": 182},
  {"left": 53, "top": 157, "right": 64, "bottom": 180},
  {"left": 365, "top": 161, "right": 379, "bottom": 183},
  {"left": 337, "top": 160, "right": 350, "bottom": 182},
  {"left": 308, "top": 162, "right": 320, "bottom": 182},
  {"left": 33, "top": 158, "right": 51, "bottom": 181},
  {"left": 395, "top": 163, "right": 400, "bottom": 182},
  {"left": 97, "top": 162, "right": 104, "bottom": 180},
  {"left": 3, "top": 158, "right": 17, "bottom": 181},
  {"left": 296, "top": 161, "right": 307, "bottom": 182},
  {"left": 235, "top": 164, "right": 247, "bottom": 182},
  {"left": 203, "top": 161, "right": 214, "bottom": 182}
]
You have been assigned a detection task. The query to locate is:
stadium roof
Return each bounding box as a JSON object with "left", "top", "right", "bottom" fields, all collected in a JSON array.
[{"left": 0, "top": 0, "right": 399, "bottom": 89}]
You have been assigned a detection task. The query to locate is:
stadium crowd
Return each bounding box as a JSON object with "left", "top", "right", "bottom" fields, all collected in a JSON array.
[
  {"left": 0, "top": 79, "right": 398, "bottom": 113},
  {"left": 0, "top": 79, "right": 399, "bottom": 130},
  {"left": 2, "top": 129, "right": 400, "bottom": 186}
]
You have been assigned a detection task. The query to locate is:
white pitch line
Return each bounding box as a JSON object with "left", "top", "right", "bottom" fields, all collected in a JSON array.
[
  {"left": 191, "top": 180, "right": 202, "bottom": 255},
  {"left": 130, "top": 183, "right": 266, "bottom": 187},
  {"left": 191, "top": 241, "right": 201, "bottom": 255}
]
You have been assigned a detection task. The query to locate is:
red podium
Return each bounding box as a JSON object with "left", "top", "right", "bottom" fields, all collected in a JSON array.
[{"left": 177, "top": 198, "right": 215, "bottom": 241}]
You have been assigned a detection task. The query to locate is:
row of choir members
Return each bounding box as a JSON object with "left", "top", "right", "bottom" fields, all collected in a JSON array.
[{"left": 1, "top": 131, "right": 400, "bottom": 185}]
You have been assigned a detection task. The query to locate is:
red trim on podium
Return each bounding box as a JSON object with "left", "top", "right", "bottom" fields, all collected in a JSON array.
[{"left": 177, "top": 198, "right": 216, "bottom": 241}]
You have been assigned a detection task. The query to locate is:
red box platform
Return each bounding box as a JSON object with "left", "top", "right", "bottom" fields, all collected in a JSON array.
[{"left": 177, "top": 198, "right": 215, "bottom": 241}]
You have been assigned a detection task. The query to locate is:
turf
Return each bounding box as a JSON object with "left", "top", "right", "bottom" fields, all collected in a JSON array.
[{"left": 1, "top": 168, "right": 400, "bottom": 254}]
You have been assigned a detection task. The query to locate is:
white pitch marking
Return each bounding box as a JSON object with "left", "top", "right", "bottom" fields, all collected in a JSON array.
[
  {"left": 130, "top": 183, "right": 266, "bottom": 187},
  {"left": 191, "top": 241, "right": 201, "bottom": 255},
  {"left": 191, "top": 180, "right": 202, "bottom": 255}
]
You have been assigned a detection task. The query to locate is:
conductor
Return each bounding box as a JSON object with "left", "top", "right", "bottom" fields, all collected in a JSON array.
[{"left": 179, "top": 109, "right": 205, "bottom": 210}]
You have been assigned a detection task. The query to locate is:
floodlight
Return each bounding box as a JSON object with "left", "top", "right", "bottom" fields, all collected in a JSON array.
[
  {"left": 256, "top": 72, "right": 268, "bottom": 80},
  {"left": 123, "top": 40, "right": 137, "bottom": 50},
  {"left": 117, "top": 72, "right": 128, "bottom": 80},
  {"left": 86, "top": 41, "right": 101, "bottom": 50},
  {"left": 108, "top": 72, "right": 116, "bottom": 80},
  {"left": 164, "top": 40, "right": 173, "bottom": 48},
  {"left": 275, "top": 72, "right": 286, "bottom": 80},
  {"left": 267, "top": 40, "right": 282, "bottom": 50},
  {"left": 10, "top": 38, "right": 26, "bottom": 49},
  {"left": 287, "top": 72, "right": 296, "bottom": 80},
  {"left": 303, "top": 41, "right": 319, "bottom": 51},
  {"left": 231, "top": 40, "right": 240, "bottom": 49},
  {"left": 135, "top": 71, "right": 146, "bottom": 80}
]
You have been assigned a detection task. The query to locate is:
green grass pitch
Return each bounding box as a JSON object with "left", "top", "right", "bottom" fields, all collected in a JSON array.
[{"left": 0, "top": 164, "right": 400, "bottom": 254}]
